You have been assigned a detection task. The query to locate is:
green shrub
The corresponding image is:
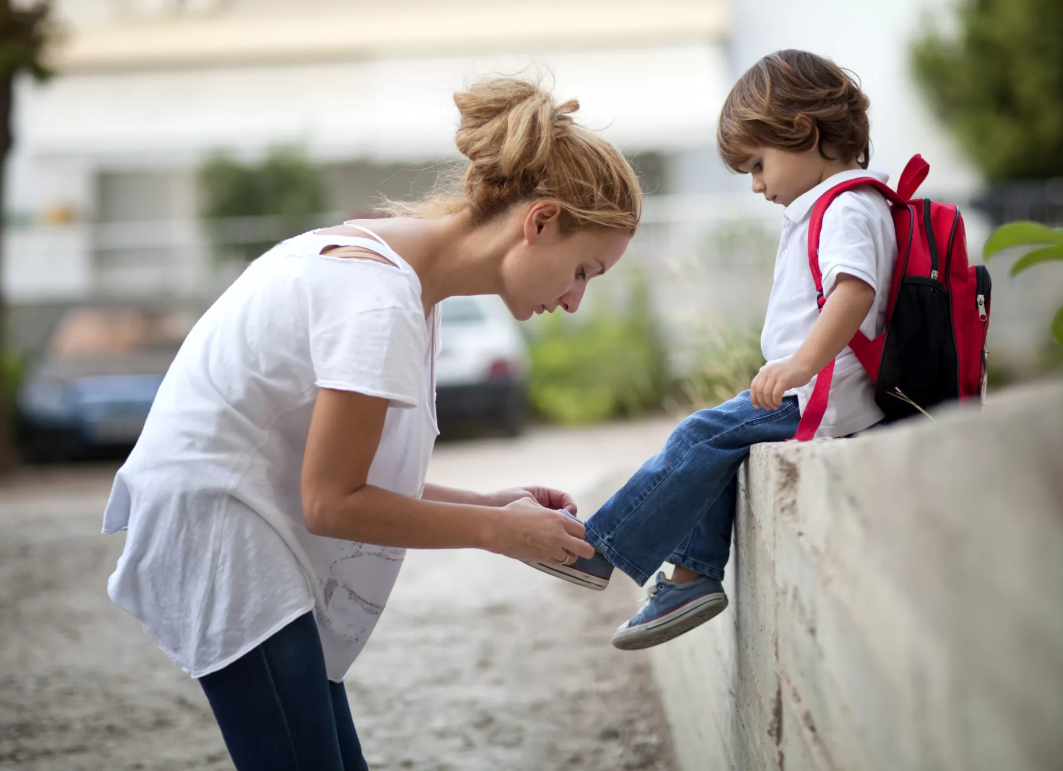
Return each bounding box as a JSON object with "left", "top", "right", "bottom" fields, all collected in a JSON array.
[
  {"left": 527, "top": 279, "right": 668, "bottom": 424},
  {"left": 199, "top": 147, "right": 329, "bottom": 262},
  {"left": 673, "top": 322, "right": 764, "bottom": 411},
  {"left": 2, "top": 352, "right": 23, "bottom": 430}
]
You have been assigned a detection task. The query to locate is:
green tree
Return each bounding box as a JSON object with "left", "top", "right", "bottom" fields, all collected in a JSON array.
[
  {"left": 911, "top": 0, "right": 1063, "bottom": 181},
  {"left": 0, "top": 1, "right": 57, "bottom": 472},
  {"left": 199, "top": 147, "right": 329, "bottom": 262}
]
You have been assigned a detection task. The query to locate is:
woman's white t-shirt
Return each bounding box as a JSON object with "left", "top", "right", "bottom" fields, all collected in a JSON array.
[
  {"left": 102, "top": 228, "right": 440, "bottom": 681},
  {"left": 761, "top": 169, "right": 899, "bottom": 438}
]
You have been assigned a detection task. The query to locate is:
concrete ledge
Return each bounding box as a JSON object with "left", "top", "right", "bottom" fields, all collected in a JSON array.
[{"left": 644, "top": 380, "right": 1063, "bottom": 771}]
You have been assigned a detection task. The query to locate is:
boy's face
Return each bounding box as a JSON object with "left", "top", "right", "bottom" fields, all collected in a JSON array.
[{"left": 738, "top": 146, "right": 830, "bottom": 208}]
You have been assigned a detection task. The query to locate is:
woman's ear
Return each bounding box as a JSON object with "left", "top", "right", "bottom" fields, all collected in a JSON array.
[{"left": 523, "top": 201, "right": 563, "bottom": 244}]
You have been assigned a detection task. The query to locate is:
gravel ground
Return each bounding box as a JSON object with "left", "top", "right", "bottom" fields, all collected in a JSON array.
[{"left": 0, "top": 419, "right": 680, "bottom": 771}]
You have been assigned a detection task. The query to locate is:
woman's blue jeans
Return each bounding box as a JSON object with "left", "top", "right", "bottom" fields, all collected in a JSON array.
[
  {"left": 198, "top": 612, "right": 369, "bottom": 771},
  {"left": 584, "top": 391, "right": 801, "bottom": 586}
]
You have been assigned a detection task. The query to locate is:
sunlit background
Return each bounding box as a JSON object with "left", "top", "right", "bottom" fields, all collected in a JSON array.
[
  {"left": 1, "top": 2, "right": 1062, "bottom": 769},
  {"left": 4, "top": 0, "right": 1061, "bottom": 460}
]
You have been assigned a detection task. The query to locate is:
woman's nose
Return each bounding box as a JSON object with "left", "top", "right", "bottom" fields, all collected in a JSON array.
[{"left": 560, "top": 282, "right": 587, "bottom": 313}]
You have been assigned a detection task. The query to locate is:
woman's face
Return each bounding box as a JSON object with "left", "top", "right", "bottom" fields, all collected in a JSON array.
[{"left": 500, "top": 203, "right": 631, "bottom": 321}]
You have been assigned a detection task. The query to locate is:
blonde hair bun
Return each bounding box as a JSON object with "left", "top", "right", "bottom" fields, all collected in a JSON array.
[
  {"left": 382, "top": 76, "right": 641, "bottom": 234},
  {"left": 455, "top": 78, "right": 578, "bottom": 190}
]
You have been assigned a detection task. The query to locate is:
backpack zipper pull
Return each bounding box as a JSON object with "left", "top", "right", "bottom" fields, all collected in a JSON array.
[{"left": 977, "top": 294, "right": 987, "bottom": 321}]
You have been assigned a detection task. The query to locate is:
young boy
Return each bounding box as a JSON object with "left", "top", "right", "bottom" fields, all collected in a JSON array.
[{"left": 528, "top": 50, "right": 899, "bottom": 649}]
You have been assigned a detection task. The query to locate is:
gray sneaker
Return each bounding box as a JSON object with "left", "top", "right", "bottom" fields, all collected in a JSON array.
[
  {"left": 611, "top": 571, "right": 727, "bottom": 649},
  {"left": 523, "top": 509, "right": 613, "bottom": 590},
  {"left": 524, "top": 550, "right": 614, "bottom": 591}
]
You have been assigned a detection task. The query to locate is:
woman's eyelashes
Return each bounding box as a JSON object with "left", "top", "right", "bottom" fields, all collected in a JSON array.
[{"left": 577, "top": 267, "right": 588, "bottom": 281}]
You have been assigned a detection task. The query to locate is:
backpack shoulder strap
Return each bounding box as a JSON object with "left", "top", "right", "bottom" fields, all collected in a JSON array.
[
  {"left": 806, "top": 176, "right": 905, "bottom": 302},
  {"left": 793, "top": 157, "right": 926, "bottom": 442},
  {"left": 806, "top": 154, "right": 927, "bottom": 294}
]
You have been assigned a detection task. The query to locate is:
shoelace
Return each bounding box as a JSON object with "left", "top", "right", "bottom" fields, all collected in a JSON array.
[{"left": 641, "top": 574, "right": 666, "bottom": 604}]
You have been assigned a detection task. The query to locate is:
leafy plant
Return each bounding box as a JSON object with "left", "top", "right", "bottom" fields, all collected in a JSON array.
[
  {"left": 911, "top": 0, "right": 1063, "bottom": 182},
  {"left": 2, "top": 351, "right": 22, "bottom": 431},
  {"left": 673, "top": 322, "right": 764, "bottom": 411},
  {"left": 984, "top": 221, "right": 1063, "bottom": 343},
  {"left": 526, "top": 279, "right": 667, "bottom": 424},
  {"left": 199, "top": 147, "right": 329, "bottom": 262}
]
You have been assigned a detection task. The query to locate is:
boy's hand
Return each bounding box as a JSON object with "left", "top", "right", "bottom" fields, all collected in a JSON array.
[
  {"left": 752, "top": 275, "right": 876, "bottom": 411},
  {"left": 750, "top": 359, "right": 814, "bottom": 410}
]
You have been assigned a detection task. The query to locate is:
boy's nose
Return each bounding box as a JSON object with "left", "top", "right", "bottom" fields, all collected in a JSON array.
[{"left": 751, "top": 178, "right": 765, "bottom": 195}]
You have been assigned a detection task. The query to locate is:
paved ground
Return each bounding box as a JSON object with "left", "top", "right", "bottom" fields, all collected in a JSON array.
[{"left": 0, "top": 418, "right": 681, "bottom": 771}]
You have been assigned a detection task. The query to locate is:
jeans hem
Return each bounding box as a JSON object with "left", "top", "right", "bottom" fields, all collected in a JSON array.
[
  {"left": 668, "top": 554, "right": 725, "bottom": 582},
  {"left": 584, "top": 522, "right": 652, "bottom": 587}
]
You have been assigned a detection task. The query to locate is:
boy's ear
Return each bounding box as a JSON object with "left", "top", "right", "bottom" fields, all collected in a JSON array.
[{"left": 794, "top": 114, "right": 818, "bottom": 145}]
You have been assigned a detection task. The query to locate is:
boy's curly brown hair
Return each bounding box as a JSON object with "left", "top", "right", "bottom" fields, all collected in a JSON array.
[{"left": 717, "top": 50, "right": 871, "bottom": 172}]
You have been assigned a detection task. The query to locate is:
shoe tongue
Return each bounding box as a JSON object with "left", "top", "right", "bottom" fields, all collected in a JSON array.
[{"left": 656, "top": 570, "right": 673, "bottom": 587}]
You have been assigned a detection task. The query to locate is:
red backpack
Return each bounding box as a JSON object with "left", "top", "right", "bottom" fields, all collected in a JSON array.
[{"left": 794, "top": 154, "right": 993, "bottom": 441}]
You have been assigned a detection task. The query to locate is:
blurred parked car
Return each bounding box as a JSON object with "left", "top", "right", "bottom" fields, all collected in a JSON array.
[
  {"left": 437, "top": 296, "right": 529, "bottom": 436},
  {"left": 16, "top": 303, "right": 200, "bottom": 462}
]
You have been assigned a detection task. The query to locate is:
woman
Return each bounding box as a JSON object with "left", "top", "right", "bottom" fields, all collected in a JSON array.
[{"left": 101, "top": 77, "right": 642, "bottom": 770}]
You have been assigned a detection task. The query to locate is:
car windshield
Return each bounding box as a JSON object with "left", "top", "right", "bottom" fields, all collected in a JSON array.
[
  {"left": 48, "top": 307, "right": 198, "bottom": 360},
  {"left": 441, "top": 298, "right": 486, "bottom": 326}
]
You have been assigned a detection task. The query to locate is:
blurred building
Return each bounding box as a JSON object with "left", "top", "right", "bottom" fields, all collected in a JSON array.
[
  {"left": 6, "top": 0, "right": 1055, "bottom": 367},
  {"left": 5, "top": 0, "right": 730, "bottom": 300}
]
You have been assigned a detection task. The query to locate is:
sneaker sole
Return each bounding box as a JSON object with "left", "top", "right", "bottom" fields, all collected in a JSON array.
[
  {"left": 611, "top": 593, "right": 728, "bottom": 650},
  {"left": 523, "top": 560, "right": 610, "bottom": 591}
]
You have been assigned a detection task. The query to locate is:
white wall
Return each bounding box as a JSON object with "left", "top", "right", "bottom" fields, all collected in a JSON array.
[{"left": 2, "top": 226, "right": 93, "bottom": 301}]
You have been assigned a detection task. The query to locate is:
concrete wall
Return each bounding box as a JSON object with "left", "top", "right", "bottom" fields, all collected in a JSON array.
[{"left": 644, "top": 381, "right": 1063, "bottom": 771}]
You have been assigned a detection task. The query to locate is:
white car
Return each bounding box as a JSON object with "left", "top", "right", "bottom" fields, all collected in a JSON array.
[{"left": 436, "top": 295, "right": 529, "bottom": 435}]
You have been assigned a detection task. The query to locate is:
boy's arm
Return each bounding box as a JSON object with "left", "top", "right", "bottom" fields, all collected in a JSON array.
[{"left": 750, "top": 274, "right": 875, "bottom": 410}]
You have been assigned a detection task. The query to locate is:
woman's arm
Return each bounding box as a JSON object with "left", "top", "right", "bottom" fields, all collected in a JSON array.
[
  {"left": 422, "top": 483, "right": 577, "bottom": 514},
  {"left": 421, "top": 483, "right": 492, "bottom": 506},
  {"left": 300, "top": 388, "right": 593, "bottom": 563}
]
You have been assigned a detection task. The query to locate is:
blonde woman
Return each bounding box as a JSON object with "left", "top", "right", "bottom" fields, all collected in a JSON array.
[{"left": 101, "top": 78, "right": 642, "bottom": 771}]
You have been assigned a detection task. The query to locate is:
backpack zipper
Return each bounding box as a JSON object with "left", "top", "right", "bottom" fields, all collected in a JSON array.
[
  {"left": 976, "top": 265, "right": 990, "bottom": 321},
  {"left": 975, "top": 265, "right": 992, "bottom": 399},
  {"left": 923, "top": 199, "right": 940, "bottom": 280}
]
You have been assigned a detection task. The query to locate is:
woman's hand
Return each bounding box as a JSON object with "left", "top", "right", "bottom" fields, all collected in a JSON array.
[
  {"left": 486, "top": 485, "right": 577, "bottom": 514},
  {"left": 487, "top": 497, "right": 594, "bottom": 564}
]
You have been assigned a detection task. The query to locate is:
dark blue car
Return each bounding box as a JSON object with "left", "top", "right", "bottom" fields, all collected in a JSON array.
[{"left": 17, "top": 304, "right": 199, "bottom": 462}]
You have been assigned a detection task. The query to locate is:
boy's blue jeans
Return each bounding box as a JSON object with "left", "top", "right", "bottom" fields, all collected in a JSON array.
[{"left": 584, "top": 391, "right": 801, "bottom": 586}]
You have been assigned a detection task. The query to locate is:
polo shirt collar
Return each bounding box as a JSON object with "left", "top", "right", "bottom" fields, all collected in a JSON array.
[{"left": 784, "top": 169, "right": 890, "bottom": 223}]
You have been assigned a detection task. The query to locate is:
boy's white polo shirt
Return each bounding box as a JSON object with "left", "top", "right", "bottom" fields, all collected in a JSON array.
[{"left": 761, "top": 169, "right": 899, "bottom": 438}]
